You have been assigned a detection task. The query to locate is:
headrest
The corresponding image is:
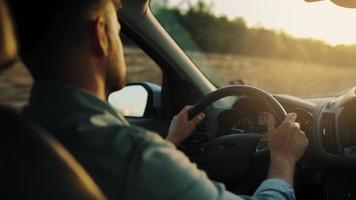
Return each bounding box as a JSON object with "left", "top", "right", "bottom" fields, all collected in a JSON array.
[{"left": 0, "top": 0, "right": 18, "bottom": 71}]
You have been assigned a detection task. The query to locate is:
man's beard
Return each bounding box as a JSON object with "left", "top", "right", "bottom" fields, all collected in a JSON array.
[
  {"left": 105, "top": 71, "right": 125, "bottom": 99},
  {"left": 106, "top": 74, "right": 125, "bottom": 97},
  {"left": 105, "top": 54, "right": 126, "bottom": 98}
]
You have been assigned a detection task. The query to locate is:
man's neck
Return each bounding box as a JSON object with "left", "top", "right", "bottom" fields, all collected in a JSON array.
[{"left": 52, "top": 70, "right": 107, "bottom": 101}]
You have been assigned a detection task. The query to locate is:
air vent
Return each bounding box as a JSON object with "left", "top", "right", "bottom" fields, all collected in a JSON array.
[{"left": 320, "top": 113, "right": 338, "bottom": 154}]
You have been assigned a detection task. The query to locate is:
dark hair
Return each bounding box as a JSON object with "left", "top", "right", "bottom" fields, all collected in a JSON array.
[{"left": 8, "top": 0, "right": 120, "bottom": 80}]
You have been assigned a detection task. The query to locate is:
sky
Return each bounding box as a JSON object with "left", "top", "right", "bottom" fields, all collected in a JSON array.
[{"left": 163, "top": 0, "right": 356, "bottom": 45}]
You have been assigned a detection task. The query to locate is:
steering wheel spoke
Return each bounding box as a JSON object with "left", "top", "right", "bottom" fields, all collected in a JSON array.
[{"left": 255, "top": 136, "right": 269, "bottom": 155}]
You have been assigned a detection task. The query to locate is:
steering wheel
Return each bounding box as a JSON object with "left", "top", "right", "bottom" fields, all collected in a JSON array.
[{"left": 187, "top": 85, "right": 287, "bottom": 182}]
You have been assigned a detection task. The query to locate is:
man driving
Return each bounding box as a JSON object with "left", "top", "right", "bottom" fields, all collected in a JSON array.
[{"left": 9, "top": 0, "right": 309, "bottom": 199}]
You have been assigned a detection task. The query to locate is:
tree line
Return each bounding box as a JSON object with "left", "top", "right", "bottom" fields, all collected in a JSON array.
[{"left": 152, "top": 1, "right": 356, "bottom": 67}]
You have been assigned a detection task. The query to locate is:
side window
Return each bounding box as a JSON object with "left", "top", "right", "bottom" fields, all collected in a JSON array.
[
  {"left": 123, "top": 35, "right": 162, "bottom": 86},
  {"left": 108, "top": 35, "right": 163, "bottom": 117},
  {"left": 0, "top": 36, "right": 163, "bottom": 115}
]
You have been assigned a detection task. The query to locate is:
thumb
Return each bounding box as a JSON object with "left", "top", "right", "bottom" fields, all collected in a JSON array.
[
  {"left": 190, "top": 113, "right": 205, "bottom": 126},
  {"left": 283, "top": 112, "right": 297, "bottom": 123},
  {"left": 267, "top": 113, "right": 276, "bottom": 134}
]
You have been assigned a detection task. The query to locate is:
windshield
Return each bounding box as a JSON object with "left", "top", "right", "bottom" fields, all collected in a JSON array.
[{"left": 151, "top": 0, "right": 356, "bottom": 97}]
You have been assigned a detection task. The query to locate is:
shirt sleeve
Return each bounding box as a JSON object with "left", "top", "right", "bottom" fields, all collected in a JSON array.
[
  {"left": 252, "top": 178, "right": 295, "bottom": 200},
  {"left": 126, "top": 133, "right": 295, "bottom": 200}
]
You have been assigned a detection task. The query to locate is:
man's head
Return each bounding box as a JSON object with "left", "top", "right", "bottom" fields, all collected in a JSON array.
[{"left": 9, "top": 0, "right": 126, "bottom": 95}]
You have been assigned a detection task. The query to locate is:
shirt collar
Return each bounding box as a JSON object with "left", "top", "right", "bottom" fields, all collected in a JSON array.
[{"left": 28, "top": 81, "right": 127, "bottom": 123}]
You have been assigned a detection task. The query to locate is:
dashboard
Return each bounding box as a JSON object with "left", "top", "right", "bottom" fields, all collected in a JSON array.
[
  {"left": 185, "top": 93, "right": 317, "bottom": 150},
  {"left": 216, "top": 96, "right": 314, "bottom": 138},
  {"left": 183, "top": 87, "right": 356, "bottom": 200}
]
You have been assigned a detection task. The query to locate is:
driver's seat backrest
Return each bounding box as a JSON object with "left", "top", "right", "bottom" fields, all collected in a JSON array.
[
  {"left": 0, "top": 107, "right": 107, "bottom": 199},
  {"left": 0, "top": 0, "right": 106, "bottom": 199},
  {"left": 0, "top": 0, "right": 17, "bottom": 69}
]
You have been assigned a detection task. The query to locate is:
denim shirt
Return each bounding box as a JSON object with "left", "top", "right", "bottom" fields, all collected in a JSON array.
[{"left": 23, "top": 81, "right": 295, "bottom": 200}]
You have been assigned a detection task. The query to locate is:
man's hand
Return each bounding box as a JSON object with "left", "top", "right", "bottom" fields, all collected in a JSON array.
[
  {"left": 267, "top": 113, "right": 309, "bottom": 186},
  {"left": 166, "top": 106, "right": 205, "bottom": 146}
]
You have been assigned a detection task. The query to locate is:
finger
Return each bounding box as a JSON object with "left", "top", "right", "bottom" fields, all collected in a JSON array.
[
  {"left": 291, "top": 126, "right": 300, "bottom": 134},
  {"left": 267, "top": 113, "right": 276, "bottom": 133},
  {"left": 190, "top": 113, "right": 205, "bottom": 126},
  {"left": 304, "top": 136, "right": 310, "bottom": 146},
  {"left": 297, "top": 131, "right": 309, "bottom": 146},
  {"left": 178, "top": 105, "right": 191, "bottom": 116},
  {"left": 285, "top": 122, "right": 300, "bottom": 129},
  {"left": 284, "top": 112, "right": 297, "bottom": 123}
]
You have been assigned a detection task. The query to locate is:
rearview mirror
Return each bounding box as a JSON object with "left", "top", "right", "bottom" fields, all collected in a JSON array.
[{"left": 305, "top": 0, "right": 356, "bottom": 8}]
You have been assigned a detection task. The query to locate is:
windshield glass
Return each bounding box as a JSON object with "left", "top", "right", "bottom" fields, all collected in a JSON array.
[{"left": 151, "top": 0, "right": 356, "bottom": 97}]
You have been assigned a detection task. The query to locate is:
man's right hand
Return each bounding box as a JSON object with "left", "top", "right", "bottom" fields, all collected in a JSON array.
[{"left": 267, "top": 113, "right": 309, "bottom": 186}]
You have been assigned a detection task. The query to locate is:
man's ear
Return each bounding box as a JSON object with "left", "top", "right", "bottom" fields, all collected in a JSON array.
[{"left": 89, "top": 17, "right": 109, "bottom": 57}]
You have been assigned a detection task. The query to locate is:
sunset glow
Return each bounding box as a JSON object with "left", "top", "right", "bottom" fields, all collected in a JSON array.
[{"left": 167, "top": 0, "right": 356, "bottom": 45}]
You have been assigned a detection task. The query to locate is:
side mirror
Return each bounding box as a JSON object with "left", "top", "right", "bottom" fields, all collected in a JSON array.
[{"left": 108, "top": 82, "right": 161, "bottom": 118}]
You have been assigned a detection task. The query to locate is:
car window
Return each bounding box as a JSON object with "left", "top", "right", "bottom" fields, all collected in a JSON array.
[
  {"left": 0, "top": 36, "right": 162, "bottom": 108},
  {"left": 151, "top": 0, "right": 356, "bottom": 97},
  {"left": 122, "top": 34, "right": 162, "bottom": 86}
]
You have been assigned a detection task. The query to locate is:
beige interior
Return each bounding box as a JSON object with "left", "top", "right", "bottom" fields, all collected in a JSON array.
[{"left": 0, "top": 0, "right": 17, "bottom": 68}]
